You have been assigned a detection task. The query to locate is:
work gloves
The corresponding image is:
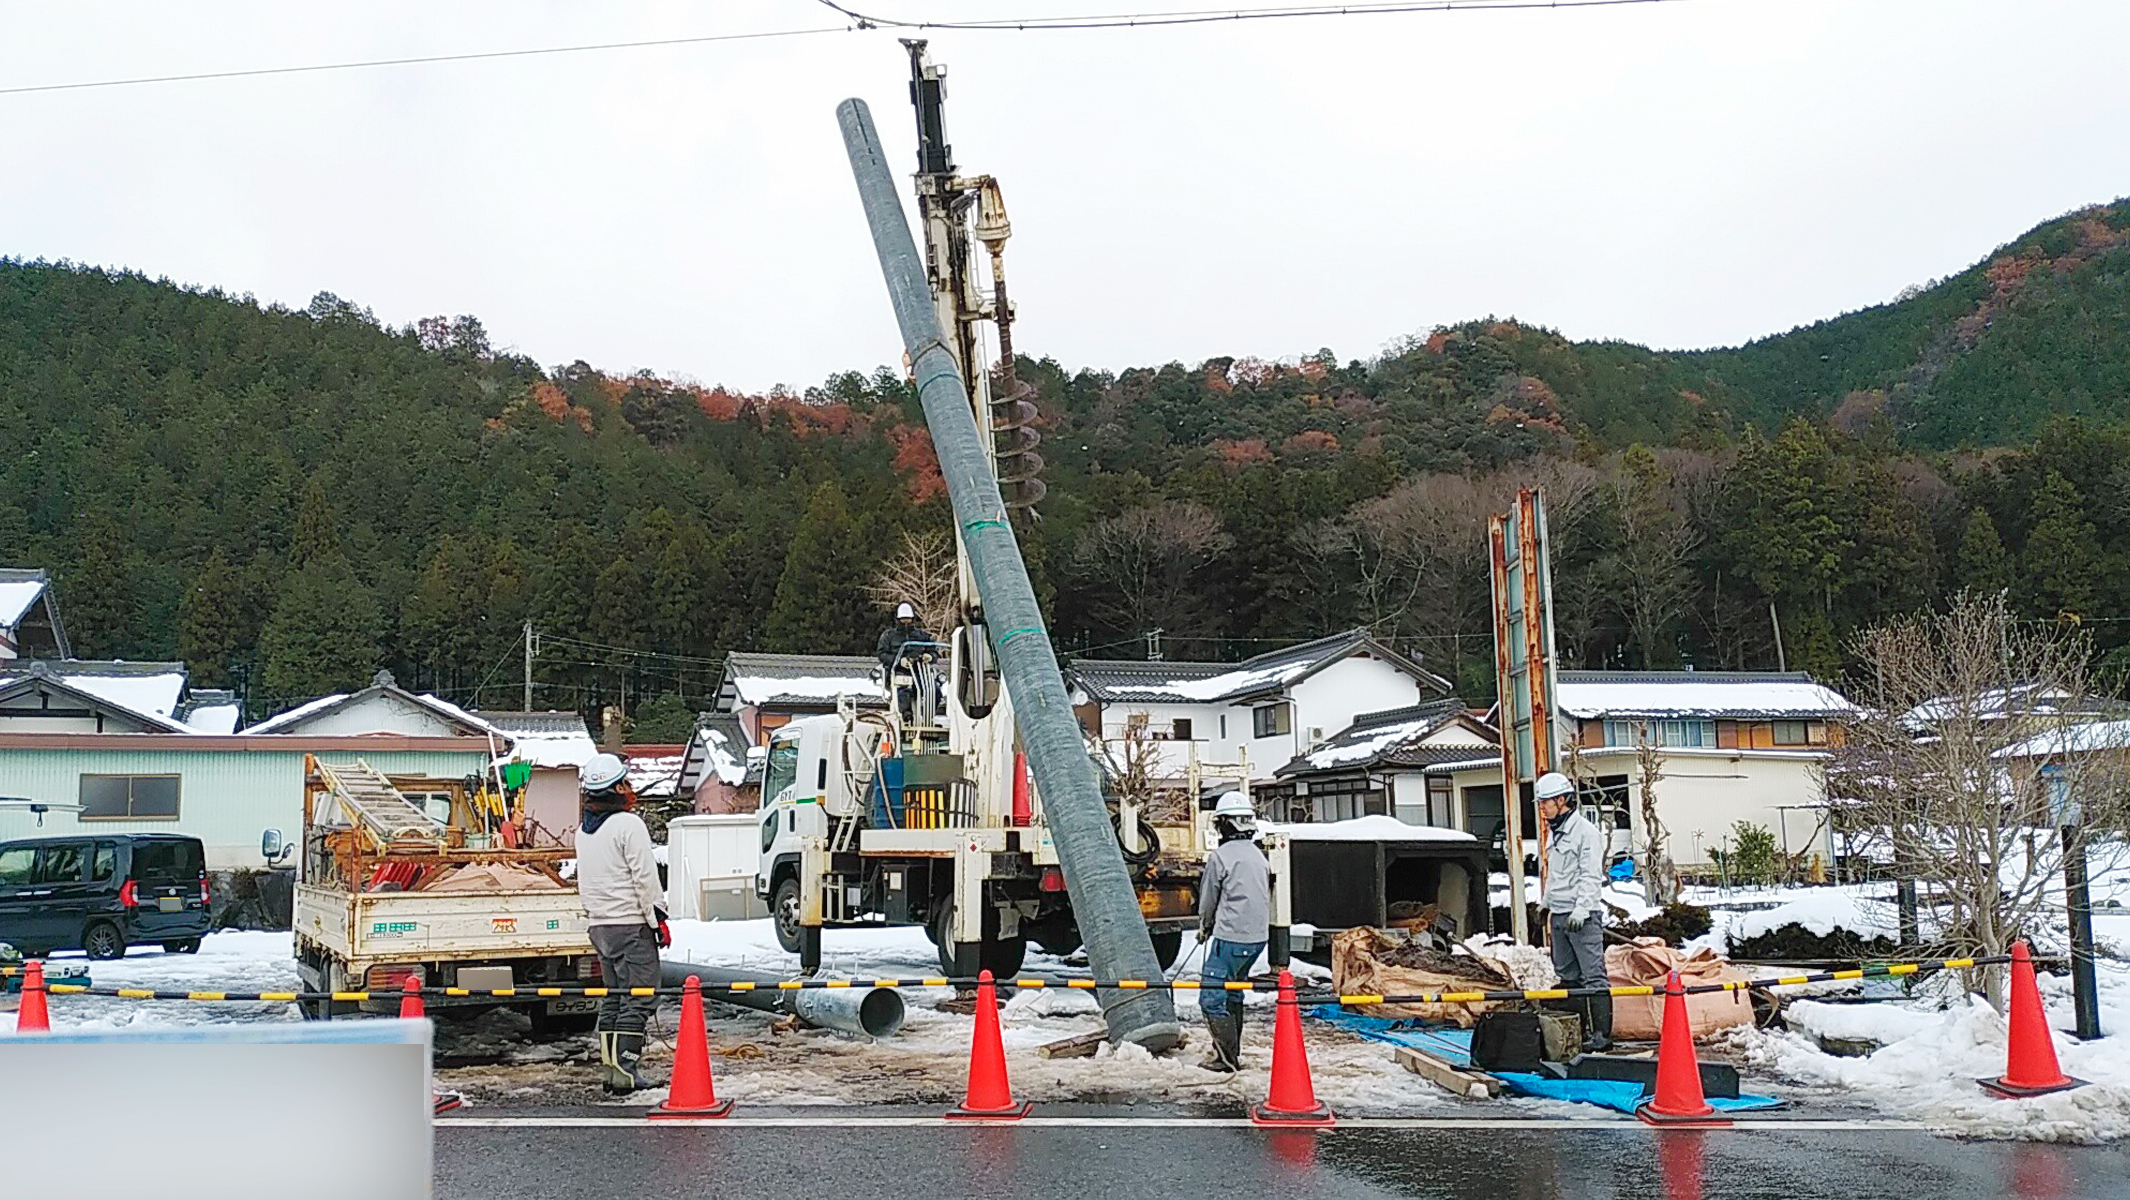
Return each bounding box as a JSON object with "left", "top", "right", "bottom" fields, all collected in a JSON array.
[
  {"left": 1196, "top": 928, "right": 1210, "bottom": 944},
  {"left": 1566, "top": 912, "right": 1589, "bottom": 932},
  {"left": 655, "top": 907, "right": 672, "bottom": 949}
]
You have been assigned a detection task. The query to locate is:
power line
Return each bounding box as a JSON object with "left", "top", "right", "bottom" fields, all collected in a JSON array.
[
  {"left": 0, "top": 24, "right": 849, "bottom": 97},
  {"left": 816, "top": 0, "right": 1695, "bottom": 32}
]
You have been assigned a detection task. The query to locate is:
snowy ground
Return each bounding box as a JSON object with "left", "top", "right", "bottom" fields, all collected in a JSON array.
[{"left": 23, "top": 897, "right": 2130, "bottom": 1139}]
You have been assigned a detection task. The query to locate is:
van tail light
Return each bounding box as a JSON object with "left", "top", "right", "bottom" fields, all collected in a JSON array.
[
  {"left": 1038, "top": 867, "right": 1066, "bottom": 893},
  {"left": 200, "top": 877, "right": 212, "bottom": 907},
  {"left": 118, "top": 880, "right": 139, "bottom": 908}
]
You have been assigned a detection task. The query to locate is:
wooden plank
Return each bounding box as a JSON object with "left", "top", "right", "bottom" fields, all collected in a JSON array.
[
  {"left": 1395, "top": 1045, "right": 1502, "bottom": 1099},
  {"left": 1038, "top": 1030, "right": 1110, "bottom": 1060}
]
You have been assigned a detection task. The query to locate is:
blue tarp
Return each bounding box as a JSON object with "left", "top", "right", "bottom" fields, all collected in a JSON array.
[{"left": 1307, "top": 1004, "right": 1785, "bottom": 1113}]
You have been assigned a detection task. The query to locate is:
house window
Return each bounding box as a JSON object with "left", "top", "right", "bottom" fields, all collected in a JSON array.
[
  {"left": 1771, "top": 720, "right": 1809, "bottom": 746},
  {"left": 79, "top": 774, "right": 181, "bottom": 820},
  {"left": 1603, "top": 719, "right": 1713, "bottom": 749},
  {"left": 1253, "top": 702, "right": 1292, "bottom": 738},
  {"left": 1218, "top": 714, "right": 1227, "bottom": 740},
  {"left": 1172, "top": 718, "right": 1194, "bottom": 742},
  {"left": 1426, "top": 776, "right": 1453, "bottom": 827}
]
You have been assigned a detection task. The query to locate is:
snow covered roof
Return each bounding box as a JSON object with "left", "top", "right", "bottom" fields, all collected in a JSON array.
[
  {"left": 1900, "top": 685, "right": 2110, "bottom": 728},
  {"left": 623, "top": 744, "right": 688, "bottom": 798},
  {"left": 1263, "top": 815, "right": 1478, "bottom": 843},
  {"left": 249, "top": 673, "right": 509, "bottom": 741},
  {"left": 0, "top": 661, "right": 195, "bottom": 732},
  {"left": 177, "top": 689, "right": 242, "bottom": 735},
  {"left": 1273, "top": 699, "right": 1491, "bottom": 776},
  {"left": 679, "top": 714, "right": 752, "bottom": 791},
  {"left": 718, "top": 652, "right": 888, "bottom": 710},
  {"left": 1073, "top": 629, "right": 1449, "bottom": 705},
  {"left": 1994, "top": 718, "right": 2130, "bottom": 761},
  {"left": 475, "top": 710, "right": 598, "bottom": 769},
  {"left": 0, "top": 570, "right": 51, "bottom": 627},
  {"left": 1555, "top": 671, "right": 1855, "bottom": 720}
]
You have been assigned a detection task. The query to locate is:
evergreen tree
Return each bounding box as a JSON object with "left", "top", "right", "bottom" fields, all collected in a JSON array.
[
  {"left": 763, "top": 481, "right": 877, "bottom": 655},
  {"left": 258, "top": 556, "right": 384, "bottom": 702},
  {"left": 630, "top": 693, "right": 698, "bottom": 743},
  {"left": 62, "top": 510, "right": 140, "bottom": 658},
  {"left": 2019, "top": 471, "right": 2098, "bottom": 620},
  {"left": 290, "top": 480, "right": 341, "bottom": 567},
  {"left": 1954, "top": 507, "right": 2013, "bottom": 598},
  {"left": 178, "top": 549, "right": 251, "bottom": 686}
]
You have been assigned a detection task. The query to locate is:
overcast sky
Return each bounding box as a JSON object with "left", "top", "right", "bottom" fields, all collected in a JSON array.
[{"left": 3, "top": 1, "right": 2125, "bottom": 392}]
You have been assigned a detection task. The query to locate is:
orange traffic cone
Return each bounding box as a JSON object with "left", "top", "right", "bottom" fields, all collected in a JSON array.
[
  {"left": 947, "top": 970, "right": 1031, "bottom": 1120},
  {"left": 1252, "top": 969, "right": 1333, "bottom": 1127},
  {"left": 1980, "top": 941, "right": 2085, "bottom": 1098},
  {"left": 651, "top": 974, "right": 734, "bottom": 1119},
  {"left": 1637, "top": 970, "right": 1730, "bottom": 1127},
  {"left": 15, "top": 960, "right": 51, "bottom": 1032}
]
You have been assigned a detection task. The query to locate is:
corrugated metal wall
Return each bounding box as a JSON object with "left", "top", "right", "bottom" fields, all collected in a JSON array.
[{"left": 0, "top": 747, "right": 493, "bottom": 869}]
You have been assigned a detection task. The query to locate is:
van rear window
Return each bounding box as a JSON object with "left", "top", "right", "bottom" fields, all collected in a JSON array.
[{"left": 133, "top": 839, "right": 206, "bottom": 880}]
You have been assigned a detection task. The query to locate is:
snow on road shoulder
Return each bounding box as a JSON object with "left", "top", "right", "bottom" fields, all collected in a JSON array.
[
  {"left": 1730, "top": 959, "right": 2130, "bottom": 1143},
  {"left": 37, "top": 931, "right": 302, "bottom": 1031}
]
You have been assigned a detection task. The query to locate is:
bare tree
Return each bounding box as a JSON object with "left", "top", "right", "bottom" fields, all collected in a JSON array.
[
  {"left": 1830, "top": 591, "right": 2130, "bottom": 1008},
  {"left": 1606, "top": 447, "right": 1701, "bottom": 668},
  {"left": 1635, "top": 730, "right": 1682, "bottom": 905},
  {"left": 1069, "top": 500, "right": 1233, "bottom": 639},
  {"left": 1094, "top": 711, "right": 1193, "bottom": 826},
  {"left": 865, "top": 529, "right": 959, "bottom": 634}
]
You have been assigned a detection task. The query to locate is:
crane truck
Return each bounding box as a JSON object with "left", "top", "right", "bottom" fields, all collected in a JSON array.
[{"left": 760, "top": 44, "right": 1292, "bottom": 982}]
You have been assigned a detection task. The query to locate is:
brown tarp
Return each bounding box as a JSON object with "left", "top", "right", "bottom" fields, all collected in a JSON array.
[
  {"left": 417, "top": 862, "right": 565, "bottom": 893},
  {"left": 1604, "top": 937, "right": 1755, "bottom": 1041}
]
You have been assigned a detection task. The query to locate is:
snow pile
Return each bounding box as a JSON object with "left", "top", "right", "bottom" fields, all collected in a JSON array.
[
  {"left": 1726, "top": 889, "right": 1898, "bottom": 946},
  {"left": 1733, "top": 959, "right": 2130, "bottom": 1142},
  {"left": 1293, "top": 717, "right": 1439, "bottom": 770},
  {"left": 34, "top": 932, "right": 303, "bottom": 1032},
  {"left": 1103, "top": 660, "right": 1310, "bottom": 703},
  {"left": 0, "top": 576, "right": 47, "bottom": 626}
]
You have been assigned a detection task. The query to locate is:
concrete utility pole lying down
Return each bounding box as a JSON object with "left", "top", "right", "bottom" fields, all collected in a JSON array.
[{"left": 836, "top": 96, "right": 1181, "bottom": 1052}]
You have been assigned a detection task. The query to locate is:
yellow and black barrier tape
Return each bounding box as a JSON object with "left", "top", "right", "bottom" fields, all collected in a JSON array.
[{"left": 19, "top": 953, "right": 2009, "bottom": 1005}]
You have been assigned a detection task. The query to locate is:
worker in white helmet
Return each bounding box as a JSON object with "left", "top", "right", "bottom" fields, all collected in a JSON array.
[
  {"left": 875, "top": 601, "right": 936, "bottom": 721},
  {"left": 1536, "top": 770, "right": 1612, "bottom": 1051},
  {"left": 1195, "top": 791, "right": 1269, "bottom": 1072},
  {"left": 575, "top": 752, "right": 670, "bottom": 1093}
]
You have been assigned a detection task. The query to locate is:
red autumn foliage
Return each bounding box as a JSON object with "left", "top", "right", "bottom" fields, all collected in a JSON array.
[
  {"left": 887, "top": 424, "right": 946, "bottom": 502},
  {"left": 1212, "top": 437, "right": 1274, "bottom": 469},
  {"left": 1280, "top": 430, "right": 1341, "bottom": 456},
  {"left": 1424, "top": 330, "right": 1453, "bottom": 354}
]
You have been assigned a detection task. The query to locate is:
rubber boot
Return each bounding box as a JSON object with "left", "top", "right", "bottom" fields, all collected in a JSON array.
[
  {"left": 613, "top": 1031, "right": 664, "bottom": 1092},
  {"left": 598, "top": 1031, "right": 634, "bottom": 1095},
  {"left": 1583, "top": 991, "right": 1615, "bottom": 1054},
  {"left": 1218, "top": 1010, "right": 1245, "bottom": 1071},
  {"left": 1199, "top": 1010, "right": 1242, "bottom": 1073}
]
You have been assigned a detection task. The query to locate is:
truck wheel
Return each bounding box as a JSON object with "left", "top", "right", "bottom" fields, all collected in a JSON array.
[
  {"left": 81, "top": 920, "right": 126, "bottom": 960},
  {"left": 1149, "top": 930, "right": 1183, "bottom": 972},
  {"left": 772, "top": 877, "right": 806, "bottom": 955}
]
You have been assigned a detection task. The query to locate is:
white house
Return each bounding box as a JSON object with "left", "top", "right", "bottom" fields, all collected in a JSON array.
[
  {"left": 1068, "top": 629, "right": 1454, "bottom": 786},
  {"left": 0, "top": 568, "right": 69, "bottom": 661},
  {"left": 474, "top": 710, "right": 600, "bottom": 847},
  {"left": 1422, "top": 670, "right": 1857, "bottom": 869},
  {"left": 1262, "top": 698, "right": 1498, "bottom": 826}
]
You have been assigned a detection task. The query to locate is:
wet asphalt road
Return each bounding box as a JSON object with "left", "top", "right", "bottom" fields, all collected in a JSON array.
[{"left": 435, "top": 1110, "right": 2130, "bottom": 1200}]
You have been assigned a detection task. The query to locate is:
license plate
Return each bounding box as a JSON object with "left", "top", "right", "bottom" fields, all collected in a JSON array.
[
  {"left": 546, "top": 998, "right": 598, "bottom": 1015},
  {"left": 157, "top": 896, "right": 184, "bottom": 913}
]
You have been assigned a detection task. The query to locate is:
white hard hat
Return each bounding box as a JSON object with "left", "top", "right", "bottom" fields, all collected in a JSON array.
[
  {"left": 896, "top": 602, "right": 916, "bottom": 619},
  {"left": 1212, "top": 791, "right": 1255, "bottom": 820},
  {"left": 580, "top": 753, "right": 628, "bottom": 792},
  {"left": 1535, "top": 771, "right": 1575, "bottom": 800}
]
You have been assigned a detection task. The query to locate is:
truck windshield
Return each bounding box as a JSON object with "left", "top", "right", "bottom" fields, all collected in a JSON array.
[{"left": 765, "top": 740, "right": 800, "bottom": 801}]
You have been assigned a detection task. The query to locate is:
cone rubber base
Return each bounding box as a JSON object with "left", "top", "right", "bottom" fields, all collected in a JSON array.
[
  {"left": 1636, "top": 1101, "right": 1731, "bottom": 1128},
  {"left": 433, "top": 1093, "right": 464, "bottom": 1116},
  {"left": 1252, "top": 1103, "right": 1335, "bottom": 1128},
  {"left": 946, "top": 1100, "right": 1032, "bottom": 1121},
  {"left": 1978, "top": 1075, "right": 2086, "bottom": 1099},
  {"left": 649, "top": 1097, "right": 735, "bottom": 1120}
]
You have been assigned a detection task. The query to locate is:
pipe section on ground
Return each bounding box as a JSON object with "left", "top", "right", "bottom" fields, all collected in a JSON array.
[
  {"left": 660, "top": 960, "right": 905, "bottom": 1040},
  {"left": 836, "top": 97, "right": 1181, "bottom": 1052}
]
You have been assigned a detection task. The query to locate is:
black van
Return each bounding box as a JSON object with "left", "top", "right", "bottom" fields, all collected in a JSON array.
[{"left": 0, "top": 834, "right": 212, "bottom": 959}]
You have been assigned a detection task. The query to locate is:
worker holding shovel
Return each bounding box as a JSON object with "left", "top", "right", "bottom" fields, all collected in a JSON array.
[
  {"left": 1195, "top": 792, "right": 1270, "bottom": 1073},
  {"left": 1537, "top": 771, "right": 1614, "bottom": 1052},
  {"left": 577, "top": 753, "right": 672, "bottom": 1094}
]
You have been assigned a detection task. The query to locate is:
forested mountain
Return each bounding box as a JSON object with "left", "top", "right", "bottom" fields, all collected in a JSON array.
[{"left": 4, "top": 198, "right": 2127, "bottom": 718}]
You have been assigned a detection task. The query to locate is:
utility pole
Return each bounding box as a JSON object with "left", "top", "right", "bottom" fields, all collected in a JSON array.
[
  {"left": 522, "top": 622, "right": 535, "bottom": 710},
  {"left": 1769, "top": 601, "right": 1787, "bottom": 672},
  {"left": 2044, "top": 764, "right": 2104, "bottom": 1039}
]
